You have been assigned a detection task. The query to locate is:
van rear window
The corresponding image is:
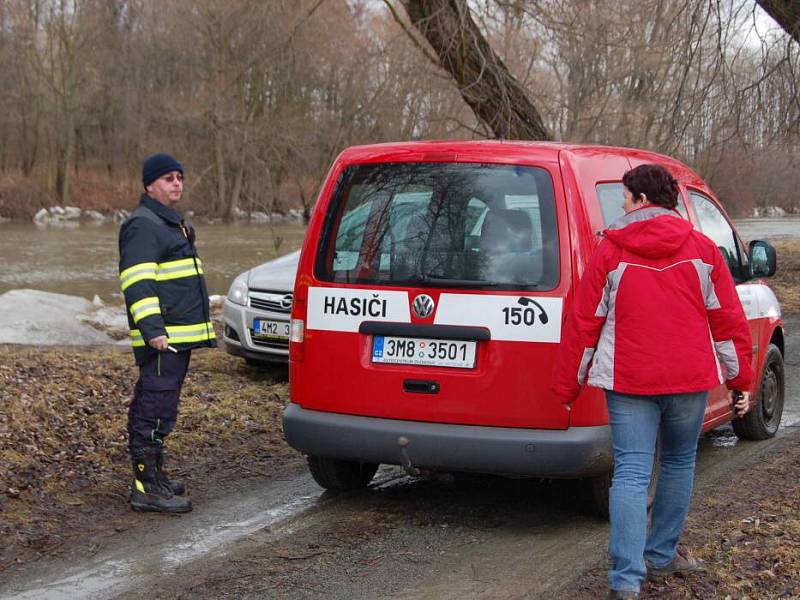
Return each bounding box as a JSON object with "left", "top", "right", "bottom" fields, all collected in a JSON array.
[{"left": 315, "top": 162, "right": 559, "bottom": 289}]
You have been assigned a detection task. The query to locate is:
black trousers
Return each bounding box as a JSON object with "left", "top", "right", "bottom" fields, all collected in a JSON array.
[{"left": 128, "top": 350, "right": 192, "bottom": 452}]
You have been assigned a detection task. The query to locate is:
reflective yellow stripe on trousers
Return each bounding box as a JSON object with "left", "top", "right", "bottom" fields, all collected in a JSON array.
[{"left": 129, "top": 322, "right": 216, "bottom": 347}]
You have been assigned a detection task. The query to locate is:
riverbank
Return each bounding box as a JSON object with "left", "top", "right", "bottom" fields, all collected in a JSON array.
[
  {"left": 0, "top": 343, "right": 297, "bottom": 574},
  {"left": 0, "top": 169, "right": 308, "bottom": 222},
  {"left": 0, "top": 242, "right": 798, "bottom": 591},
  {"left": 1, "top": 341, "right": 798, "bottom": 598},
  {"left": 20, "top": 205, "right": 306, "bottom": 226}
]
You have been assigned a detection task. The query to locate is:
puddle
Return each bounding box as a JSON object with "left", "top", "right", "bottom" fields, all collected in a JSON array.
[
  {"left": 158, "top": 494, "right": 317, "bottom": 570},
  {"left": 700, "top": 422, "right": 740, "bottom": 448},
  {"left": 0, "top": 477, "right": 322, "bottom": 600},
  {"left": 0, "top": 469, "right": 412, "bottom": 600},
  {"left": 709, "top": 435, "right": 738, "bottom": 448}
]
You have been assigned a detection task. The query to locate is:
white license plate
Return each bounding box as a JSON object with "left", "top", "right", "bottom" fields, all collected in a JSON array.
[
  {"left": 253, "top": 319, "right": 290, "bottom": 340},
  {"left": 372, "top": 336, "right": 476, "bottom": 369}
]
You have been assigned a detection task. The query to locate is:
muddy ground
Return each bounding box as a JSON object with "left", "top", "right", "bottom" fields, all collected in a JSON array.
[
  {"left": 103, "top": 429, "right": 799, "bottom": 600},
  {"left": 0, "top": 344, "right": 296, "bottom": 572},
  {"left": 1, "top": 318, "right": 799, "bottom": 599},
  {"left": 1, "top": 238, "right": 799, "bottom": 598}
]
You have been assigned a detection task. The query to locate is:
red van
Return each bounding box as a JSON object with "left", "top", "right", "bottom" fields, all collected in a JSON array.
[{"left": 283, "top": 141, "right": 784, "bottom": 509}]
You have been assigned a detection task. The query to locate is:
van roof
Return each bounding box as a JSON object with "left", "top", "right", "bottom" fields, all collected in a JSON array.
[{"left": 335, "top": 140, "right": 707, "bottom": 190}]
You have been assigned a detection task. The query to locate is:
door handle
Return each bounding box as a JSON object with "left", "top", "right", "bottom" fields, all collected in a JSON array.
[{"left": 403, "top": 379, "right": 440, "bottom": 394}]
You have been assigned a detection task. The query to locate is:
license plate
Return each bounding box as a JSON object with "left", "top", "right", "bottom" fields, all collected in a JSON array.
[
  {"left": 253, "top": 319, "right": 290, "bottom": 340},
  {"left": 372, "top": 336, "right": 476, "bottom": 369}
]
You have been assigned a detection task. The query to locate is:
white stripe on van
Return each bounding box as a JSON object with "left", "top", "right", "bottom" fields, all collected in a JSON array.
[
  {"left": 434, "top": 294, "right": 563, "bottom": 343},
  {"left": 307, "top": 287, "right": 410, "bottom": 332}
]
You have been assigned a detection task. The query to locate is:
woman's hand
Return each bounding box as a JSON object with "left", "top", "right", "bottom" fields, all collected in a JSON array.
[{"left": 731, "top": 390, "right": 750, "bottom": 417}]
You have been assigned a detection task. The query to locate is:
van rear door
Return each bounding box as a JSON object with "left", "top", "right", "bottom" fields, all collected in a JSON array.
[{"left": 293, "top": 160, "right": 571, "bottom": 429}]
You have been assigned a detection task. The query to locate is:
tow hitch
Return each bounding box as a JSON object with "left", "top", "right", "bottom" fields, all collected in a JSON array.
[{"left": 397, "top": 436, "right": 421, "bottom": 476}]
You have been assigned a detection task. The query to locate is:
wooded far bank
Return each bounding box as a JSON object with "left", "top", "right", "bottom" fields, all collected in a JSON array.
[{"left": 0, "top": 0, "right": 798, "bottom": 220}]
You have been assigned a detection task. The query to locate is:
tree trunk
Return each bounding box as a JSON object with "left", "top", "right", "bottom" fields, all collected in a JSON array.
[
  {"left": 213, "top": 125, "right": 226, "bottom": 218},
  {"left": 56, "top": 111, "right": 74, "bottom": 206},
  {"left": 226, "top": 104, "right": 256, "bottom": 220},
  {"left": 756, "top": 0, "right": 800, "bottom": 44},
  {"left": 399, "top": 0, "right": 550, "bottom": 140},
  {"left": 227, "top": 147, "right": 246, "bottom": 221}
]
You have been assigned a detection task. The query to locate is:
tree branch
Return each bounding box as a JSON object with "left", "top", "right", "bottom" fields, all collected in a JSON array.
[
  {"left": 755, "top": 0, "right": 800, "bottom": 45},
  {"left": 398, "top": 0, "right": 550, "bottom": 140}
]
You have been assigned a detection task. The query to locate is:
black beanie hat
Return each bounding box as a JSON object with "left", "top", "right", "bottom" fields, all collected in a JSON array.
[{"left": 142, "top": 153, "right": 184, "bottom": 188}]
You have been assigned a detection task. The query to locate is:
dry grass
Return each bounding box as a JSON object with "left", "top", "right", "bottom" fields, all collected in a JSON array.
[
  {"left": 771, "top": 239, "right": 800, "bottom": 315},
  {"left": 557, "top": 435, "right": 800, "bottom": 599},
  {"left": 0, "top": 345, "right": 292, "bottom": 570}
]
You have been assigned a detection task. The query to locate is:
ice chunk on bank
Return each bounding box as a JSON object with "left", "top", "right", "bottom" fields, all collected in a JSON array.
[{"left": 0, "top": 289, "right": 127, "bottom": 345}]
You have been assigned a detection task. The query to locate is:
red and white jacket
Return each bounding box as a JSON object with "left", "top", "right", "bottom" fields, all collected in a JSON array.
[{"left": 552, "top": 206, "right": 753, "bottom": 404}]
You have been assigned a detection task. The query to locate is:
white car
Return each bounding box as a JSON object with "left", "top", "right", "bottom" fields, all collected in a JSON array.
[{"left": 222, "top": 250, "right": 300, "bottom": 365}]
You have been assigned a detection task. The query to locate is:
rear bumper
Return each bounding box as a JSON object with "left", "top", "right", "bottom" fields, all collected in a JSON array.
[{"left": 282, "top": 404, "right": 612, "bottom": 478}]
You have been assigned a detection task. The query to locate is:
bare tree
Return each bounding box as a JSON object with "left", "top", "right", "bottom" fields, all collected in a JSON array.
[{"left": 0, "top": 0, "right": 798, "bottom": 219}]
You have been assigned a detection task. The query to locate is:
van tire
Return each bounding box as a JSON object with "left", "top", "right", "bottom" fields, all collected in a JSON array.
[
  {"left": 590, "top": 437, "right": 660, "bottom": 519},
  {"left": 307, "top": 456, "right": 379, "bottom": 491},
  {"left": 733, "top": 344, "right": 784, "bottom": 441}
]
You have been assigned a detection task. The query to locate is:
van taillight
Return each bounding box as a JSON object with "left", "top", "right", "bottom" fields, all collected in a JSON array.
[
  {"left": 289, "top": 318, "right": 305, "bottom": 362},
  {"left": 291, "top": 284, "right": 307, "bottom": 362},
  {"left": 290, "top": 319, "right": 304, "bottom": 343}
]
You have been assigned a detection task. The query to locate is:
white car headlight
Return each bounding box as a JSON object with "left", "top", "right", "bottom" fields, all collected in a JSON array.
[{"left": 227, "top": 277, "right": 249, "bottom": 306}]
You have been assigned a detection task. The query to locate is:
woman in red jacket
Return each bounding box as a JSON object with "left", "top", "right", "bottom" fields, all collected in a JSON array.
[{"left": 552, "top": 164, "right": 752, "bottom": 599}]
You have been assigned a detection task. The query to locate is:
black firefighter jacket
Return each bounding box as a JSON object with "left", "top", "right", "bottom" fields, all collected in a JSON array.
[{"left": 119, "top": 194, "right": 217, "bottom": 364}]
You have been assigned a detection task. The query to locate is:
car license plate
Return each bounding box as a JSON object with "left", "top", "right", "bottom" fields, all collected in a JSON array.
[
  {"left": 253, "top": 319, "right": 290, "bottom": 340},
  {"left": 372, "top": 336, "right": 476, "bottom": 369}
]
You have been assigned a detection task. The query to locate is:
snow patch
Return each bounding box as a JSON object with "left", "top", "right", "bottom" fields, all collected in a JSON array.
[
  {"left": 0, "top": 289, "right": 128, "bottom": 345},
  {"left": 0, "top": 289, "right": 222, "bottom": 345}
]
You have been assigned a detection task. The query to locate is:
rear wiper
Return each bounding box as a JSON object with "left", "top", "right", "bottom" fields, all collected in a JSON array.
[{"left": 420, "top": 274, "right": 502, "bottom": 287}]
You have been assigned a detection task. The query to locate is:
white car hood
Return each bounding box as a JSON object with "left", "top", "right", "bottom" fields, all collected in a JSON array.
[{"left": 246, "top": 250, "right": 301, "bottom": 292}]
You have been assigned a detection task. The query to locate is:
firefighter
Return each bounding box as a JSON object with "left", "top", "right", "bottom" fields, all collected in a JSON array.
[{"left": 119, "top": 153, "right": 217, "bottom": 512}]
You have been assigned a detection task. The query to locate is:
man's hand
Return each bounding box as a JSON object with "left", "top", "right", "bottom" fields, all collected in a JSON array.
[
  {"left": 148, "top": 335, "right": 169, "bottom": 351},
  {"left": 730, "top": 390, "right": 750, "bottom": 417}
]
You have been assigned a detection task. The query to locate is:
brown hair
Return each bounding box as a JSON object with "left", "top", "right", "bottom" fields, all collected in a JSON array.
[{"left": 622, "top": 164, "right": 679, "bottom": 209}]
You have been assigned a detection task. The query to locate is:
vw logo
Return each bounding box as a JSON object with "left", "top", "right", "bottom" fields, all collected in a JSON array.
[
  {"left": 412, "top": 294, "right": 435, "bottom": 319},
  {"left": 280, "top": 294, "right": 293, "bottom": 310}
]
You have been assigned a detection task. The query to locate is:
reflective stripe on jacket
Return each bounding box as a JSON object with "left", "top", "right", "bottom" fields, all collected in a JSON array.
[
  {"left": 552, "top": 206, "right": 753, "bottom": 404},
  {"left": 119, "top": 194, "right": 217, "bottom": 364}
]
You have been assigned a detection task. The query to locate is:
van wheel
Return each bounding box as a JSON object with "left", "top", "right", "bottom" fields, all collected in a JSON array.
[
  {"left": 307, "top": 456, "right": 379, "bottom": 491},
  {"left": 733, "top": 344, "right": 784, "bottom": 441},
  {"left": 590, "top": 437, "right": 661, "bottom": 519}
]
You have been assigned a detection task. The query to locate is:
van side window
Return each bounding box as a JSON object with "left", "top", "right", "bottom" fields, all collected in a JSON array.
[
  {"left": 317, "top": 163, "right": 560, "bottom": 290},
  {"left": 690, "top": 191, "right": 749, "bottom": 280},
  {"left": 596, "top": 182, "right": 688, "bottom": 225}
]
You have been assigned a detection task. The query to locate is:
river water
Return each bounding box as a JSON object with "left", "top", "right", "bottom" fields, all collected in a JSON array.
[
  {"left": 0, "top": 221, "right": 307, "bottom": 302},
  {"left": 0, "top": 217, "right": 797, "bottom": 303}
]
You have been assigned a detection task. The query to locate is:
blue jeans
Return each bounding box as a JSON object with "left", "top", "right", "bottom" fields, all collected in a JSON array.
[{"left": 606, "top": 390, "right": 707, "bottom": 593}]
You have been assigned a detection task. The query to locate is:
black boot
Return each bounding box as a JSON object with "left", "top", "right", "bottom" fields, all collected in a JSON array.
[
  {"left": 130, "top": 448, "right": 192, "bottom": 513},
  {"left": 156, "top": 448, "right": 186, "bottom": 496}
]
